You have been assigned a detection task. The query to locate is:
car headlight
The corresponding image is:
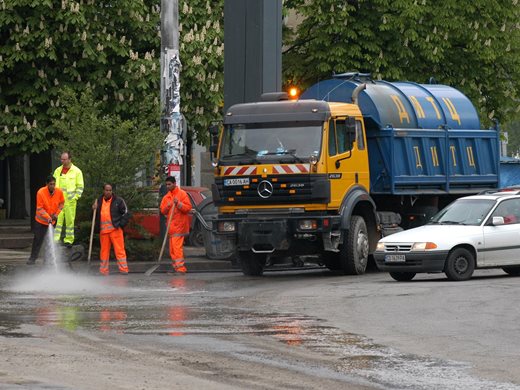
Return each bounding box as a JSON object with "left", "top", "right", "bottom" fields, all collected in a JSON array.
[
  {"left": 411, "top": 242, "right": 437, "bottom": 251},
  {"left": 376, "top": 242, "right": 385, "bottom": 251},
  {"left": 218, "top": 221, "right": 236, "bottom": 232}
]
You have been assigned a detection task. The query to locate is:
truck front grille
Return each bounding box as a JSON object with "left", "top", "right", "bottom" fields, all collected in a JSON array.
[{"left": 215, "top": 174, "right": 328, "bottom": 205}]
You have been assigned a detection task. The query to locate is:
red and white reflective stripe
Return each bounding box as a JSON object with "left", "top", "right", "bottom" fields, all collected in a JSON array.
[
  {"left": 223, "top": 166, "right": 257, "bottom": 176},
  {"left": 273, "top": 164, "right": 310, "bottom": 174}
]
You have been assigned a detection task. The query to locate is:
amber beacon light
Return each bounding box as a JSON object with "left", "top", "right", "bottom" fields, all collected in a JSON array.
[{"left": 288, "top": 86, "right": 299, "bottom": 99}]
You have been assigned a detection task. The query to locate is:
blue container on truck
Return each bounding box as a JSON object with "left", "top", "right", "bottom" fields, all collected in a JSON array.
[{"left": 302, "top": 75, "right": 500, "bottom": 195}]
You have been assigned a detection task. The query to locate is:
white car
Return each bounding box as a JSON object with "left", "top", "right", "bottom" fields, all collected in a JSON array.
[{"left": 374, "top": 191, "right": 520, "bottom": 281}]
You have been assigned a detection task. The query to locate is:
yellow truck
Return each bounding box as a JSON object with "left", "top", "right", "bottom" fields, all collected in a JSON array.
[{"left": 210, "top": 74, "right": 499, "bottom": 276}]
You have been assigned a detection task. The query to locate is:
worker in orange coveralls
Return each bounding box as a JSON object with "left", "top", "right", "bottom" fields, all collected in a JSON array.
[
  {"left": 160, "top": 176, "right": 192, "bottom": 273},
  {"left": 93, "top": 184, "right": 130, "bottom": 275},
  {"left": 27, "top": 175, "right": 65, "bottom": 264}
]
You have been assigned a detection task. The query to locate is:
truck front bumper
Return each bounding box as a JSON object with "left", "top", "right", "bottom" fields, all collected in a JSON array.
[
  {"left": 238, "top": 220, "right": 290, "bottom": 252},
  {"left": 215, "top": 212, "right": 339, "bottom": 254}
]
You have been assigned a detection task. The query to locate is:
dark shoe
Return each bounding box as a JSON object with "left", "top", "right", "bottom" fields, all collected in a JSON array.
[{"left": 26, "top": 259, "right": 36, "bottom": 265}]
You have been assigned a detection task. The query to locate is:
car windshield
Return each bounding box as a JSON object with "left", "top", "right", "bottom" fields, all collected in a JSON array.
[
  {"left": 219, "top": 121, "right": 323, "bottom": 164},
  {"left": 429, "top": 199, "right": 496, "bottom": 226}
]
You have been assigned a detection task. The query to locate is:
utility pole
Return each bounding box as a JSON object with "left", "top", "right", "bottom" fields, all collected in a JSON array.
[
  {"left": 161, "top": 0, "right": 185, "bottom": 186},
  {"left": 159, "top": 0, "right": 184, "bottom": 243}
]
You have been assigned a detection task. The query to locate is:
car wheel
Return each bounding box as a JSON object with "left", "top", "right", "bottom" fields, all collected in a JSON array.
[
  {"left": 444, "top": 248, "right": 475, "bottom": 281},
  {"left": 339, "top": 215, "right": 369, "bottom": 275},
  {"left": 188, "top": 221, "right": 204, "bottom": 247},
  {"left": 239, "top": 251, "right": 265, "bottom": 276},
  {"left": 502, "top": 266, "right": 520, "bottom": 276},
  {"left": 389, "top": 271, "right": 416, "bottom": 281}
]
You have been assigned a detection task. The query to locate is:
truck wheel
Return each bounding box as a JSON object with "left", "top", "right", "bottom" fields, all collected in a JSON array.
[
  {"left": 444, "top": 248, "right": 475, "bottom": 281},
  {"left": 340, "top": 215, "right": 369, "bottom": 275},
  {"left": 239, "top": 251, "right": 265, "bottom": 276},
  {"left": 389, "top": 271, "right": 416, "bottom": 281},
  {"left": 188, "top": 221, "right": 204, "bottom": 247}
]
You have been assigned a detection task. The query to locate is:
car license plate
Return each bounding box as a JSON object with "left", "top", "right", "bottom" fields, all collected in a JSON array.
[
  {"left": 385, "top": 254, "right": 406, "bottom": 263},
  {"left": 224, "top": 178, "right": 250, "bottom": 186}
]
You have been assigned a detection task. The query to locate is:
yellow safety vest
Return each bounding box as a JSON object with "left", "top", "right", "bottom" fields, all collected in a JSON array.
[{"left": 53, "top": 163, "right": 84, "bottom": 202}]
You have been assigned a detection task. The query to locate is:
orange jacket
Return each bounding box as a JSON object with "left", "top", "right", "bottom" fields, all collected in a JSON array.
[
  {"left": 35, "top": 186, "right": 65, "bottom": 226},
  {"left": 160, "top": 186, "right": 192, "bottom": 236}
]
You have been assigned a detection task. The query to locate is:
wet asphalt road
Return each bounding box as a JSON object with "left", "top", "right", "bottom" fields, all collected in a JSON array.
[{"left": 0, "top": 267, "right": 520, "bottom": 389}]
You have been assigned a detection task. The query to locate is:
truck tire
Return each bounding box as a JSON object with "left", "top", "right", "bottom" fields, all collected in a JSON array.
[
  {"left": 188, "top": 220, "right": 204, "bottom": 247},
  {"left": 239, "top": 251, "right": 265, "bottom": 276},
  {"left": 340, "top": 215, "right": 369, "bottom": 275}
]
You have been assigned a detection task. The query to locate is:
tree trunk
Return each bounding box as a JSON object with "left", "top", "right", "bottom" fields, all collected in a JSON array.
[{"left": 8, "top": 155, "right": 28, "bottom": 219}]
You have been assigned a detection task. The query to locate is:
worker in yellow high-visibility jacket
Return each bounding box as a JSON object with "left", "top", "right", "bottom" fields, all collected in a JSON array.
[{"left": 53, "top": 151, "right": 84, "bottom": 246}]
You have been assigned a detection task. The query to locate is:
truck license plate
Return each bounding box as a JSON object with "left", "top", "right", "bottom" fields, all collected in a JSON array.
[
  {"left": 385, "top": 254, "right": 406, "bottom": 263},
  {"left": 224, "top": 178, "right": 250, "bottom": 186}
]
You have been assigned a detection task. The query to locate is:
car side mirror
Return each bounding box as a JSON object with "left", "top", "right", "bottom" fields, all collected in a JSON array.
[{"left": 492, "top": 216, "right": 505, "bottom": 226}]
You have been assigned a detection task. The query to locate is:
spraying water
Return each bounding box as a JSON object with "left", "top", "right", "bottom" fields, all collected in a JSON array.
[{"left": 45, "top": 224, "right": 60, "bottom": 272}]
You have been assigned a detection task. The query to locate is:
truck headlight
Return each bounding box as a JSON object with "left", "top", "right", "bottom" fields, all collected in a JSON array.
[
  {"left": 411, "top": 242, "right": 437, "bottom": 251},
  {"left": 218, "top": 221, "right": 236, "bottom": 232},
  {"left": 298, "top": 219, "right": 317, "bottom": 230}
]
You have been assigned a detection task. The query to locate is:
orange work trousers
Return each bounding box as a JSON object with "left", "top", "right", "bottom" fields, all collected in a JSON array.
[
  {"left": 100, "top": 228, "right": 129, "bottom": 275},
  {"left": 168, "top": 235, "right": 187, "bottom": 272}
]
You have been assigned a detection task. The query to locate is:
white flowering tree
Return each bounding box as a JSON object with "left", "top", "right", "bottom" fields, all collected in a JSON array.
[
  {"left": 283, "top": 0, "right": 520, "bottom": 126},
  {"left": 0, "top": 0, "right": 224, "bottom": 217},
  {"left": 179, "top": 0, "right": 224, "bottom": 145}
]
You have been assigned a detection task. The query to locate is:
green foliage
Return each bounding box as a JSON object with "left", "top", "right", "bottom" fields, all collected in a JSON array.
[
  {"left": 283, "top": 0, "right": 520, "bottom": 126},
  {"left": 504, "top": 115, "right": 520, "bottom": 157},
  {"left": 52, "top": 88, "right": 161, "bottom": 218},
  {"left": 0, "top": 0, "right": 161, "bottom": 157},
  {"left": 179, "top": 0, "right": 224, "bottom": 145},
  {"left": 0, "top": 0, "right": 224, "bottom": 158}
]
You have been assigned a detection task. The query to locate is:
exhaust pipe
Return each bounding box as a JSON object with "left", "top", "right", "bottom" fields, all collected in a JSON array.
[{"left": 352, "top": 83, "right": 366, "bottom": 105}]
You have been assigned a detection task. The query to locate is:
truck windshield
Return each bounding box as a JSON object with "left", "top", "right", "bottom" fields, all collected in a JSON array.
[
  {"left": 220, "top": 121, "right": 323, "bottom": 164},
  {"left": 428, "top": 199, "right": 496, "bottom": 226}
]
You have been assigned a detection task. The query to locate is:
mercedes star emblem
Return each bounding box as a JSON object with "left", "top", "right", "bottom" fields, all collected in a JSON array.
[{"left": 257, "top": 180, "right": 274, "bottom": 199}]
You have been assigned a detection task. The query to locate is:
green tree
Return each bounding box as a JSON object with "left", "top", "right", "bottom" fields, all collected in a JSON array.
[
  {"left": 0, "top": 0, "right": 224, "bottom": 217},
  {"left": 178, "top": 0, "right": 224, "bottom": 145},
  {"left": 283, "top": 0, "right": 520, "bottom": 127},
  {"left": 53, "top": 88, "right": 161, "bottom": 206}
]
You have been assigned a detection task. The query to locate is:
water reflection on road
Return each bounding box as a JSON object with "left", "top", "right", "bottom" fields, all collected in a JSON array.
[{"left": 0, "top": 271, "right": 518, "bottom": 390}]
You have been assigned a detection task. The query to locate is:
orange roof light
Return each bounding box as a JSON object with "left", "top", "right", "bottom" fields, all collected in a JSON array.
[{"left": 288, "top": 86, "right": 299, "bottom": 100}]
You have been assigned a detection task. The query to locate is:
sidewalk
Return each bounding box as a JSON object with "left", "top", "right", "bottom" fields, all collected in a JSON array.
[
  {"left": 0, "top": 218, "right": 237, "bottom": 274},
  {"left": 0, "top": 243, "right": 238, "bottom": 274}
]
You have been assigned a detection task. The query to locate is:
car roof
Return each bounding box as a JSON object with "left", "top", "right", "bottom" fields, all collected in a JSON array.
[{"left": 457, "top": 189, "right": 520, "bottom": 202}]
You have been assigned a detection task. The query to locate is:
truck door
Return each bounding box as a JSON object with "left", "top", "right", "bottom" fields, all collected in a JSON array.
[{"left": 326, "top": 117, "right": 369, "bottom": 208}]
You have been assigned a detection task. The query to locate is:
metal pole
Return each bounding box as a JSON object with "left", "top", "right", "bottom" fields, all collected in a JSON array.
[
  {"left": 160, "top": 0, "right": 184, "bottom": 186},
  {"left": 159, "top": 0, "right": 182, "bottom": 248}
]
